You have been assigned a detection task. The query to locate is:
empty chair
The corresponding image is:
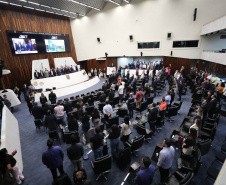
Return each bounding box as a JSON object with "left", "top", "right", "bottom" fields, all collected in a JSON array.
[
  {"left": 91, "top": 155, "right": 112, "bottom": 181},
  {"left": 34, "top": 119, "right": 45, "bottom": 132},
  {"left": 117, "top": 108, "right": 128, "bottom": 118},
  {"left": 204, "top": 166, "right": 220, "bottom": 183},
  {"left": 197, "top": 139, "right": 212, "bottom": 156},
  {"left": 125, "top": 135, "right": 145, "bottom": 156},
  {"left": 147, "top": 96, "right": 154, "bottom": 105},
  {"left": 177, "top": 147, "right": 202, "bottom": 174},
  {"left": 63, "top": 131, "right": 78, "bottom": 144},
  {"left": 211, "top": 152, "right": 226, "bottom": 165},
  {"left": 106, "top": 116, "right": 119, "bottom": 129},
  {"left": 136, "top": 102, "right": 147, "bottom": 114},
  {"left": 112, "top": 147, "right": 131, "bottom": 169},
  {"left": 166, "top": 106, "right": 178, "bottom": 122},
  {"left": 164, "top": 171, "right": 194, "bottom": 185},
  {"left": 136, "top": 124, "right": 153, "bottom": 143},
  {"left": 113, "top": 96, "right": 119, "bottom": 106}
]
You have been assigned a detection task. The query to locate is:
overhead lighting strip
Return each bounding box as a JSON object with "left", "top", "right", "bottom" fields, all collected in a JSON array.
[
  {"left": 108, "top": 0, "right": 120, "bottom": 6},
  {"left": 0, "top": 1, "right": 8, "bottom": 4},
  {"left": 28, "top": 1, "right": 39, "bottom": 5},
  {"left": 68, "top": 0, "right": 100, "bottom": 11},
  {"left": 10, "top": 3, "right": 22, "bottom": 7}
]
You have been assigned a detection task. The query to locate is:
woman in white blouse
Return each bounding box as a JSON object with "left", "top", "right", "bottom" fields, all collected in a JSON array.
[{"left": 120, "top": 116, "right": 132, "bottom": 142}]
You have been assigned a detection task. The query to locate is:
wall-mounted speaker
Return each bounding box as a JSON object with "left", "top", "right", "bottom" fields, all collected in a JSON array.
[
  {"left": 167, "top": 32, "right": 172, "bottom": 39},
  {"left": 140, "top": 52, "right": 143, "bottom": 57},
  {"left": 129, "top": 35, "right": 133, "bottom": 40},
  {"left": 193, "top": 8, "right": 197, "bottom": 21},
  {"left": 171, "top": 51, "right": 173, "bottom": 56},
  {"left": 105, "top": 52, "right": 108, "bottom": 58},
  {"left": 97, "top": 37, "right": 100, "bottom": 42}
]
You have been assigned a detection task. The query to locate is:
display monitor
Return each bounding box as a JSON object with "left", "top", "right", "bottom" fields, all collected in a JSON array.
[
  {"left": 45, "top": 39, "right": 66, "bottom": 53},
  {"left": 12, "top": 38, "right": 38, "bottom": 54}
]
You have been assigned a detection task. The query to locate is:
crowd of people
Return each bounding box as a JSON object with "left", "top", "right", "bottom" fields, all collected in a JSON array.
[
  {"left": 34, "top": 65, "right": 79, "bottom": 79},
  {"left": 1, "top": 58, "right": 225, "bottom": 185}
]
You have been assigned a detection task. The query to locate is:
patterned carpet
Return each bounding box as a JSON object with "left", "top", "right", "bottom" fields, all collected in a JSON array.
[{"left": 12, "top": 78, "right": 226, "bottom": 185}]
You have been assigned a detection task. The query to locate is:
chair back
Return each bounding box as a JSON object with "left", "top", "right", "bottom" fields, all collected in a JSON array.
[
  {"left": 85, "top": 106, "right": 94, "bottom": 116},
  {"left": 49, "top": 130, "right": 59, "bottom": 140},
  {"left": 98, "top": 103, "right": 105, "bottom": 112},
  {"left": 198, "top": 139, "right": 212, "bottom": 156},
  {"left": 91, "top": 155, "right": 112, "bottom": 175},
  {"left": 168, "top": 106, "right": 178, "bottom": 117},
  {"left": 136, "top": 124, "right": 146, "bottom": 136},
  {"left": 180, "top": 171, "right": 194, "bottom": 185},
  {"left": 64, "top": 131, "right": 78, "bottom": 144},
  {"left": 108, "top": 116, "right": 119, "bottom": 127},
  {"left": 117, "top": 109, "right": 128, "bottom": 118},
  {"left": 131, "top": 135, "right": 145, "bottom": 152},
  {"left": 34, "top": 120, "right": 43, "bottom": 127}
]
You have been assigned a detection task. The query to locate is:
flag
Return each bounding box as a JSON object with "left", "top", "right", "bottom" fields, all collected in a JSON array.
[{"left": 41, "top": 63, "right": 44, "bottom": 72}]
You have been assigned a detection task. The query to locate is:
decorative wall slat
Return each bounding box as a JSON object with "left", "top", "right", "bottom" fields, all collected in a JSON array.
[{"left": 0, "top": 5, "right": 77, "bottom": 89}]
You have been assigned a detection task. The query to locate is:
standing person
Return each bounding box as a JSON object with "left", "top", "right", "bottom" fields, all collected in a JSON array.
[
  {"left": 32, "top": 102, "right": 44, "bottom": 121},
  {"left": 148, "top": 103, "right": 158, "bottom": 134},
  {"left": 180, "top": 66, "right": 185, "bottom": 77},
  {"left": 132, "top": 78, "right": 137, "bottom": 94},
  {"left": 14, "top": 86, "right": 21, "bottom": 102},
  {"left": 40, "top": 93, "right": 48, "bottom": 107},
  {"left": 54, "top": 101, "right": 66, "bottom": 124},
  {"left": 108, "top": 125, "right": 120, "bottom": 154},
  {"left": 216, "top": 82, "right": 224, "bottom": 101},
  {"left": 134, "top": 156, "right": 155, "bottom": 185},
  {"left": 152, "top": 77, "right": 157, "bottom": 98},
  {"left": 212, "top": 74, "right": 218, "bottom": 86},
  {"left": 118, "top": 83, "right": 124, "bottom": 103},
  {"left": 90, "top": 68, "right": 94, "bottom": 77},
  {"left": 81, "top": 111, "right": 90, "bottom": 141},
  {"left": 156, "top": 138, "right": 175, "bottom": 183},
  {"left": 42, "top": 139, "right": 65, "bottom": 183},
  {"left": 3, "top": 95, "right": 11, "bottom": 111},
  {"left": 103, "top": 101, "right": 113, "bottom": 125},
  {"left": 94, "top": 68, "right": 97, "bottom": 76},
  {"left": 26, "top": 94, "right": 33, "bottom": 114},
  {"left": 64, "top": 98, "right": 73, "bottom": 113},
  {"left": 90, "top": 127, "right": 104, "bottom": 159},
  {"left": 45, "top": 110, "right": 58, "bottom": 132},
  {"left": 0, "top": 148, "right": 25, "bottom": 184},
  {"left": 182, "top": 128, "right": 197, "bottom": 155},
  {"left": 169, "top": 89, "right": 175, "bottom": 106},
  {"left": 165, "top": 91, "right": 171, "bottom": 110},
  {"left": 178, "top": 80, "right": 184, "bottom": 101},
  {"left": 22, "top": 84, "right": 28, "bottom": 100},
  {"left": 91, "top": 107, "right": 100, "bottom": 126},
  {"left": 49, "top": 90, "right": 57, "bottom": 104},
  {"left": 208, "top": 95, "right": 217, "bottom": 118},
  {"left": 67, "top": 113, "right": 78, "bottom": 131},
  {"left": 67, "top": 134, "right": 84, "bottom": 171},
  {"left": 127, "top": 93, "right": 134, "bottom": 118},
  {"left": 135, "top": 88, "right": 142, "bottom": 108},
  {"left": 143, "top": 83, "right": 149, "bottom": 101},
  {"left": 120, "top": 116, "right": 132, "bottom": 142}
]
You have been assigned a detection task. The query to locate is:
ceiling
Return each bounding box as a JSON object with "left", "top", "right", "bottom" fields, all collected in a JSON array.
[{"left": 0, "top": 0, "right": 131, "bottom": 18}]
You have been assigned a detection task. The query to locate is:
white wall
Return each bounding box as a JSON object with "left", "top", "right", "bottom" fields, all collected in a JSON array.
[
  {"left": 71, "top": 0, "right": 226, "bottom": 61},
  {"left": 200, "top": 33, "right": 226, "bottom": 51}
]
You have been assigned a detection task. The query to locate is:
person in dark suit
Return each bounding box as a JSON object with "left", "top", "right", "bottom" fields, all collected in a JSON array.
[
  {"left": 56, "top": 67, "right": 61, "bottom": 75},
  {"left": 43, "top": 102, "right": 54, "bottom": 116},
  {"left": 126, "top": 70, "right": 130, "bottom": 80},
  {"left": 178, "top": 80, "right": 184, "bottom": 101},
  {"left": 148, "top": 103, "right": 158, "bottom": 134},
  {"left": 49, "top": 90, "right": 57, "bottom": 104},
  {"left": 67, "top": 113, "right": 79, "bottom": 131},
  {"left": 40, "top": 93, "right": 48, "bottom": 107},
  {"left": 32, "top": 102, "right": 44, "bottom": 121},
  {"left": 102, "top": 82, "right": 107, "bottom": 92},
  {"left": 108, "top": 89, "right": 115, "bottom": 103},
  {"left": 34, "top": 70, "right": 40, "bottom": 79},
  {"left": 201, "top": 99, "right": 209, "bottom": 119},
  {"left": 206, "top": 91, "right": 212, "bottom": 102},
  {"left": 49, "top": 69, "right": 55, "bottom": 77},
  {"left": 127, "top": 93, "right": 134, "bottom": 118},
  {"left": 39, "top": 70, "right": 45, "bottom": 78},
  {"left": 64, "top": 98, "right": 73, "bottom": 113},
  {"left": 180, "top": 66, "right": 185, "bottom": 77},
  {"left": 74, "top": 171, "right": 92, "bottom": 185},
  {"left": 132, "top": 78, "right": 137, "bottom": 94},
  {"left": 44, "top": 110, "right": 58, "bottom": 131},
  {"left": 99, "top": 91, "right": 106, "bottom": 103},
  {"left": 152, "top": 77, "right": 158, "bottom": 97},
  {"left": 170, "top": 89, "right": 175, "bottom": 106},
  {"left": 208, "top": 95, "right": 217, "bottom": 118}
]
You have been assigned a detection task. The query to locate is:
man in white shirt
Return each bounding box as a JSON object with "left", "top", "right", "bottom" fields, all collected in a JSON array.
[
  {"left": 156, "top": 138, "right": 175, "bottom": 183},
  {"left": 118, "top": 83, "right": 124, "bottom": 103},
  {"left": 165, "top": 91, "right": 171, "bottom": 110},
  {"left": 54, "top": 101, "right": 66, "bottom": 124}
]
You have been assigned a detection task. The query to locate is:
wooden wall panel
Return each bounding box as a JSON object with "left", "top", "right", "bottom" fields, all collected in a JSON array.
[
  {"left": 197, "top": 60, "right": 226, "bottom": 77},
  {"left": 0, "top": 5, "right": 77, "bottom": 89},
  {"left": 86, "top": 57, "right": 117, "bottom": 73},
  {"left": 163, "top": 56, "right": 193, "bottom": 76}
]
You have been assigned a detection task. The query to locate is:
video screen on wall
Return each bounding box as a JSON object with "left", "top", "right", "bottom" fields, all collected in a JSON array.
[
  {"left": 45, "top": 39, "right": 65, "bottom": 53},
  {"left": 12, "top": 38, "right": 38, "bottom": 54},
  {"left": 7, "top": 30, "right": 71, "bottom": 55}
]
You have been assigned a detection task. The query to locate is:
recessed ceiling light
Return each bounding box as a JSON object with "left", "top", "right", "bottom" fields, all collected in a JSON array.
[
  {"left": 36, "top": 9, "right": 45, "bottom": 12},
  {"left": 24, "top": 6, "right": 34, "bottom": 9},
  {"left": 0, "top": 1, "right": 8, "bottom": 4},
  {"left": 28, "top": 1, "right": 40, "bottom": 5},
  {"left": 10, "top": 3, "right": 22, "bottom": 7}
]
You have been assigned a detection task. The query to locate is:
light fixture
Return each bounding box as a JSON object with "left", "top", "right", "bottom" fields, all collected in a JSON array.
[
  {"left": 61, "top": 10, "right": 69, "bottom": 12},
  {"left": 52, "top": 7, "right": 60, "bottom": 11},
  {"left": 40, "top": 5, "right": 50, "bottom": 8},
  {"left": 46, "top": 11, "right": 54, "bottom": 14},
  {"left": 36, "top": 8, "right": 45, "bottom": 12},
  {"left": 108, "top": 0, "right": 120, "bottom": 6},
  {"left": 68, "top": 0, "right": 100, "bottom": 11},
  {"left": 0, "top": 0, "right": 8, "bottom": 4},
  {"left": 9, "top": 3, "right": 22, "bottom": 7},
  {"left": 18, "top": 0, "right": 27, "bottom": 2},
  {"left": 124, "top": 0, "right": 129, "bottom": 3},
  {"left": 28, "top": 1, "right": 40, "bottom": 5},
  {"left": 24, "top": 6, "right": 34, "bottom": 9}
]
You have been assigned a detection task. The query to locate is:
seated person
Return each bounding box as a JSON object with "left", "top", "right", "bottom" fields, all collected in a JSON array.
[
  {"left": 73, "top": 169, "right": 92, "bottom": 185},
  {"left": 134, "top": 156, "right": 155, "bottom": 185},
  {"left": 182, "top": 128, "right": 197, "bottom": 156}
]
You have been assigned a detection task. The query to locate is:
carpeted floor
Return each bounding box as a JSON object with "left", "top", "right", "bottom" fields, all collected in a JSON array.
[{"left": 11, "top": 78, "right": 226, "bottom": 185}]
